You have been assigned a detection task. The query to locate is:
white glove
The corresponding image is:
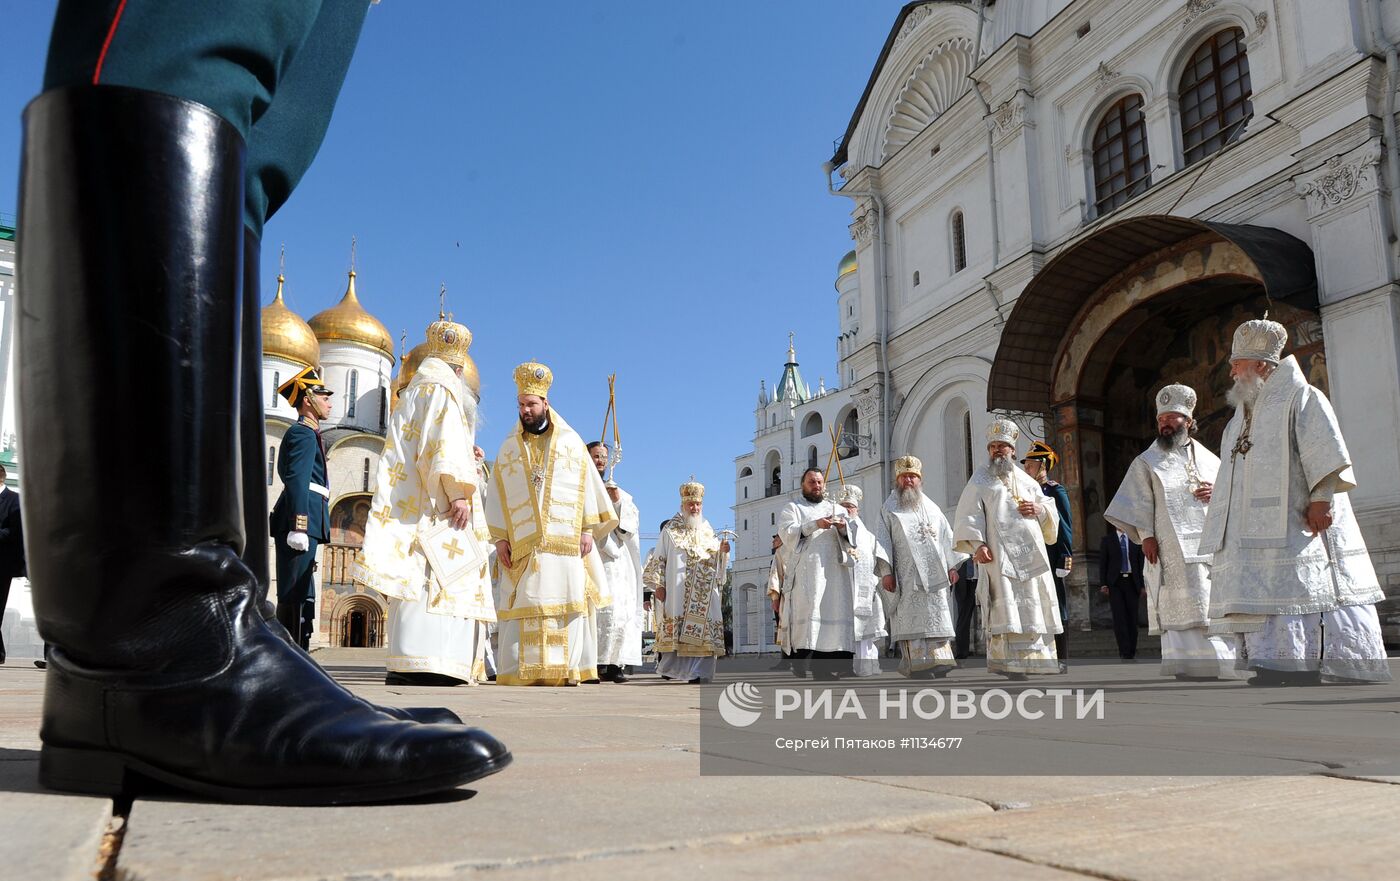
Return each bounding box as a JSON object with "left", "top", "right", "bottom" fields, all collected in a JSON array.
[{"left": 286, "top": 531, "right": 310, "bottom": 552}]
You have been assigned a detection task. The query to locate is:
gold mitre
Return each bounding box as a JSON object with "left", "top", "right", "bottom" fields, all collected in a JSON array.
[
  {"left": 987, "top": 417, "right": 1019, "bottom": 446},
  {"left": 894, "top": 455, "right": 922, "bottom": 477},
  {"left": 1230, "top": 318, "right": 1287, "bottom": 364},
  {"left": 514, "top": 360, "right": 553, "bottom": 397},
  {"left": 425, "top": 315, "right": 472, "bottom": 368},
  {"left": 1156, "top": 383, "right": 1197, "bottom": 417},
  {"left": 680, "top": 477, "right": 705, "bottom": 502}
]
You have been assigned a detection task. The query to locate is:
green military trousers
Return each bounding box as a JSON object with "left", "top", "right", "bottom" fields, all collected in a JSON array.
[{"left": 42, "top": 0, "right": 371, "bottom": 236}]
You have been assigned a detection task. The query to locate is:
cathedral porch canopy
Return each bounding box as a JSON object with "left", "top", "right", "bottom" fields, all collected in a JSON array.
[{"left": 987, "top": 215, "right": 1318, "bottom": 412}]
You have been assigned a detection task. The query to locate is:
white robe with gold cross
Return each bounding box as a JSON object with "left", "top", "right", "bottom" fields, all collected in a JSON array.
[
  {"left": 878, "top": 491, "right": 967, "bottom": 675},
  {"left": 353, "top": 357, "right": 495, "bottom": 683},
  {"left": 1106, "top": 439, "right": 1237, "bottom": 677},
  {"left": 486, "top": 409, "right": 617, "bottom": 686},
  {"left": 952, "top": 464, "right": 1062, "bottom": 674},
  {"left": 644, "top": 517, "right": 728, "bottom": 681}
]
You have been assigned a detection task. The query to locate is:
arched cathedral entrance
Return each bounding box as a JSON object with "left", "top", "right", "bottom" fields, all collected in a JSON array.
[
  {"left": 319, "top": 493, "right": 380, "bottom": 647},
  {"left": 988, "top": 216, "right": 1323, "bottom": 630}
]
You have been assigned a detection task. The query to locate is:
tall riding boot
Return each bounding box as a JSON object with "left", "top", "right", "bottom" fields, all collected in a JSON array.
[
  {"left": 239, "top": 229, "right": 461, "bottom": 726},
  {"left": 19, "top": 85, "right": 509, "bottom": 805}
]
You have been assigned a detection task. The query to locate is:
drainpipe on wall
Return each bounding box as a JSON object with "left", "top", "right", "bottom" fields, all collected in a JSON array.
[
  {"left": 1365, "top": 0, "right": 1400, "bottom": 266},
  {"left": 825, "top": 163, "right": 891, "bottom": 492}
]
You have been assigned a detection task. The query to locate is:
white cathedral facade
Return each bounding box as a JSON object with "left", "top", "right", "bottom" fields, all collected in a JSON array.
[{"left": 730, "top": 0, "right": 1400, "bottom": 653}]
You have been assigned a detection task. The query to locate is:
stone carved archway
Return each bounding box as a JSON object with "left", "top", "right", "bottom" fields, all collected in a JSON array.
[{"left": 988, "top": 216, "right": 1321, "bottom": 628}]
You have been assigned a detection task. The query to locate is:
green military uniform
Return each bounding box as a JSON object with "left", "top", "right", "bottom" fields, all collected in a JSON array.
[
  {"left": 43, "top": 0, "right": 372, "bottom": 237},
  {"left": 271, "top": 367, "right": 333, "bottom": 648},
  {"left": 1024, "top": 441, "right": 1073, "bottom": 665}
]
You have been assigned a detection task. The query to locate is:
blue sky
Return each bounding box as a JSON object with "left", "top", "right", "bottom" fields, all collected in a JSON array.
[{"left": 0, "top": 1, "right": 909, "bottom": 542}]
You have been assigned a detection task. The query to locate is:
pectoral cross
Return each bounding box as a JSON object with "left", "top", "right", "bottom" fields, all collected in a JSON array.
[{"left": 1231, "top": 414, "right": 1254, "bottom": 460}]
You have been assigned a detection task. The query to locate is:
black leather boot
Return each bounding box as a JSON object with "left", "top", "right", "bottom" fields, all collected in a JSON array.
[
  {"left": 239, "top": 229, "right": 460, "bottom": 727},
  {"left": 18, "top": 86, "right": 509, "bottom": 804}
]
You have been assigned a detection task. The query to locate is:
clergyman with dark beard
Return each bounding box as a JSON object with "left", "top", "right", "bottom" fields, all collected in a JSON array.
[
  {"left": 775, "top": 468, "right": 856, "bottom": 680},
  {"left": 1105, "top": 383, "right": 1237, "bottom": 679}
]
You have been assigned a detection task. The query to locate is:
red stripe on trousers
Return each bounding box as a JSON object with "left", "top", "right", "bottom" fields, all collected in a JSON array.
[{"left": 92, "top": 0, "right": 130, "bottom": 84}]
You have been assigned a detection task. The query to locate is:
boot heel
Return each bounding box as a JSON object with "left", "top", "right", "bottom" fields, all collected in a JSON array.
[{"left": 40, "top": 745, "right": 133, "bottom": 797}]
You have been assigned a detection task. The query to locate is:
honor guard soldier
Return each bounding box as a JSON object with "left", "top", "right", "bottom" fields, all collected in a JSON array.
[
  {"left": 18, "top": 0, "right": 509, "bottom": 806},
  {"left": 272, "top": 367, "right": 334, "bottom": 649}
]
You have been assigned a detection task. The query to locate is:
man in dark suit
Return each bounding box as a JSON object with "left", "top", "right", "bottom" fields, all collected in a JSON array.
[
  {"left": 271, "top": 367, "right": 333, "bottom": 650},
  {"left": 0, "top": 465, "right": 24, "bottom": 665},
  {"left": 1100, "top": 523, "right": 1146, "bottom": 660},
  {"left": 952, "top": 557, "right": 978, "bottom": 659}
]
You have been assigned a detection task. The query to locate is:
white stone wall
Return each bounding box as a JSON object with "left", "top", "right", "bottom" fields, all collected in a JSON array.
[
  {"left": 263, "top": 355, "right": 305, "bottom": 423},
  {"left": 316, "top": 341, "right": 392, "bottom": 435}
]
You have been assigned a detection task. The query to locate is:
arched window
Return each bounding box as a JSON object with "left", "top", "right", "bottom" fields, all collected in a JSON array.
[
  {"left": 765, "top": 450, "right": 782, "bottom": 497},
  {"left": 950, "top": 211, "right": 967, "bottom": 273},
  {"left": 379, "top": 386, "right": 388, "bottom": 430},
  {"left": 1092, "top": 94, "right": 1151, "bottom": 215},
  {"left": 1179, "top": 28, "right": 1253, "bottom": 165},
  {"left": 266, "top": 445, "right": 275, "bottom": 486},
  {"left": 962, "top": 410, "right": 973, "bottom": 480},
  {"left": 801, "top": 412, "right": 823, "bottom": 438},
  {"left": 839, "top": 409, "right": 859, "bottom": 460},
  {"left": 347, "top": 370, "right": 358, "bottom": 419},
  {"left": 271, "top": 371, "right": 279, "bottom": 407},
  {"left": 807, "top": 446, "right": 818, "bottom": 470},
  {"left": 942, "top": 397, "right": 971, "bottom": 508},
  {"left": 362, "top": 457, "right": 371, "bottom": 492},
  {"left": 912, "top": 270, "right": 921, "bottom": 287},
  {"left": 739, "top": 466, "right": 753, "bottom": 478}
]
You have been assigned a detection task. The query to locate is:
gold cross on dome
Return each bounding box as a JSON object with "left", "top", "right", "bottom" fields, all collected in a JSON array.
[{"left": 443, "top": 538, "right": 465, "bottom": 560}]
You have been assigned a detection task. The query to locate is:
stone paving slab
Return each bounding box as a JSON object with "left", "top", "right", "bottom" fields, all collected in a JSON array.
[
  {"left": 924, "top": 775, "right": 1400, "bottom": 881},
  {"left": 5, "top": 653, "right": 1399, "bottom": 880},
  {"left": 117, "top": 748, "right": 990, "bottom": 881},
  {"left": 460, "top": 830, "right": 1092, "bottom": 881},
  {"left": 0, "top": 759, "right": 112, "bottom": 881},
  {"left": 850, "top": 775, "right": 1234, "bottom": 810}
]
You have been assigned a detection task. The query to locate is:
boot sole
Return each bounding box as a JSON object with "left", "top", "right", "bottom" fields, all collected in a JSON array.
[{"left": 40, "top": 745, "right": 513, "bottom": 806}]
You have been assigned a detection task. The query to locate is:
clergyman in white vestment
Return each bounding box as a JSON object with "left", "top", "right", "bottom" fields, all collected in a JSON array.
[
  {"left": 777, "top": 468, "right": 856, "bottom": 679},
  {"left": 952, "top": 419, "right": 1063, "bottom": 679},
  {"left": 587, "top": 441, "right": 644, "bottom": 682},
  {"left": 1200, "top": 319, "right": 1390, "bottom": 685},
  {"left": 1105, "top": 383, "right": 1237, "bottom": 680},
  {"left": 644, "top": 480, "right": 729, "bottom": 683},
  {"left": 835, "top": 485, "right": 891, "bottom": 677},
  {"left": 355, "top": 318, "right": 495, "bottom": 685},
  {"left": 487, "top": 362, "right": 618, "bottom": 686},
  {"left": 877, "top": 456, "right": 968, "bottom": 679}
]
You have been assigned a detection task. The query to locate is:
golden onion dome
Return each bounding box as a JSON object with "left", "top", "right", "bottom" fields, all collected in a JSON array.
[
  {"left": 837, "top": 249, "right": 858, "bottom": 279},
  {"left": 261, "top": 274, "right": 320, "bottom": 368},
  {"left": 390, "top": 341, "right": 480, "bottom": 411},
  {"left": 308, "top": 270, "right": 396, "bottom": 362}
]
